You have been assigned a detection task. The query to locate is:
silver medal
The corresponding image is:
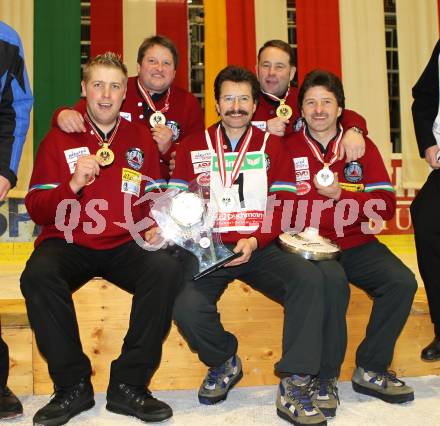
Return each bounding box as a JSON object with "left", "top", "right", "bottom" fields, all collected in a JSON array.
[
  {"left": 149, "top": 111, "right": 167, "bottom": 127},
  {"left": 316, "top": 166, "right": 334, "bottom": 187}
]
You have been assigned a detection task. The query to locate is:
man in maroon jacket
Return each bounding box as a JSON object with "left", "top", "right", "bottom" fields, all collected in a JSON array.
[
  {"left": 271, "top": 69, "right": 417, "bottom": 418},
  {"left": 171, "top": 65, "right": 339, "bottom": 426},
  {"left": 253, "top": 39, "right": 366, "bottom": 162},
  {"left": 54, "top": 35, "right": 204, "bottom": 178},
  {"left": 20, "top": 52, "right": 181, "bottom": 426}
]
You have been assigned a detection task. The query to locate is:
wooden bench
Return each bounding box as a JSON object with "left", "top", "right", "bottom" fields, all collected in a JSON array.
[
  {"left": 1, "top": 234, "right": 438, "bottom": 395},
  {"left": 0, "top": 279, "right": 435, "bottom": 395}
]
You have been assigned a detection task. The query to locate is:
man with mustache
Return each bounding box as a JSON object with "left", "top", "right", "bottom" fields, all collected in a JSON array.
[
  {"left": 253, "top": 39, "right": 366, "bottom": 162},
  {"left": 53, "top": 35, "right": 204, "bottom": 178},
  {"left": 169, "top": 65, "right": 338, "bottom": 426},
  {"left": 273, "top": 69, "right": 417, "bottom": 419}
]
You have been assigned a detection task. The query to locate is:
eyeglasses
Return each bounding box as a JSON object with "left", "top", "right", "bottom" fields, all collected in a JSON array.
[{"left": 220, "top": 95, "right": 252, "bottom": 104}]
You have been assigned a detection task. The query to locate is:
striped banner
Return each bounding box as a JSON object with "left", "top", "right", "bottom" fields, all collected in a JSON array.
[
  {"left": 34, "top": 1, "right": 81, "bottom": 152},
  {"left": 296, "top": 0, "right": 342, "bottom": 83}
]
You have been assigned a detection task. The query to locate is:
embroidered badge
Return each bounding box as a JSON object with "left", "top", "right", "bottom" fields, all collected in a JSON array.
[
  {"left": 125, "top": 148, "right": 144, "bottom": 171},
  {"left": 344, "top": 161, "right": 363, "bottom": 183},
  {"left": 166, "top": 120, "right": 180, "bottom": 141}
]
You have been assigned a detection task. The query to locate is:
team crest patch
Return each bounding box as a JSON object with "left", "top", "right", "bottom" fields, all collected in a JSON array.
[
  {"left": 166, "top": 120, "right": 181, "bottom": 141},
  {"left": 196, "top": 172, "right": 211, "bottom": 187},
  {"left": 344, "top": 161, "right": 363, "bottom": 183},
  {"left": 125, "top": 147, "right": 144, "bottom": 170},
  {"left": 296, "top": 181, "right": 311, "bottom": 195}
]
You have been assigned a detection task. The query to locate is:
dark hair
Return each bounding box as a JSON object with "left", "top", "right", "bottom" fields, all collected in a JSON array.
[
  {"left": 137, "top": 35, "right": 179, "bottom": 68},
  {"left": 257, "top": 39, "right": 295, "bottom": 66},
  {"left": 298, "top": 70, "right": 345, "bottom": 110},
  {"left": 214, "top": 66, "right": 260, "bottom": 102}
]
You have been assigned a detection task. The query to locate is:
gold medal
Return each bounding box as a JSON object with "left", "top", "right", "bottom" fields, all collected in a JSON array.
[
  {"left": 96, "top": 143, "right": 115, "bottom": 166},
  {"left": 276, "top": 100, "right": 293, "bottom": 119},
  {"left": 149, "top": 111, "right": 167, "bottom": 127}
]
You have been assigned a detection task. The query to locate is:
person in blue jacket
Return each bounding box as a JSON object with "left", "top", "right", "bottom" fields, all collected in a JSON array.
[{"left": 0, "top": 20, "right": 33, "bottom": 418}]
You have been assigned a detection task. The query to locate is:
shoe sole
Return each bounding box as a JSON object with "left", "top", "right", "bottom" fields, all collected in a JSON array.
[
  {"left": 276, "top": 408, "right": 327, "bottom": 425},
  {"left": 352, "top": 381, "right": 415, "bottom": 404},
  {"left": 0, "top": 411, "right": 23, "bottom": 419},
  {"left": 198, "top": 370, "right": 244, "bottom": 405},
  {"left": 33, "top": 399, "right": 95, "bottom": 426},
  {"left": 106, "top": 401, "right": 172, "bottom": 423},
  {"left": 319, "top": 407, "right": 336, "bottom": 418},
  {"left": 421, "top": 355, "right": 440, "bottom": 362}
]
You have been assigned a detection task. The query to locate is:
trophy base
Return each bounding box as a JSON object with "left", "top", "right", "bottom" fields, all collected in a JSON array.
[{"left": 193, "top": 252, "right": 241, "bottom": 280}]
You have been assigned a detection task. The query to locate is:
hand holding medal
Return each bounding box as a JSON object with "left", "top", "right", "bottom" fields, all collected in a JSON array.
[{"left": 314, "top": 171, "right": 342, "bottom": 200}]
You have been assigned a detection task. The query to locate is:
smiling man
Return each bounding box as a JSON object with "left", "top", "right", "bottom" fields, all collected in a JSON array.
[
  {"left": 54, "top": 35, "right": 204, "bottom": 178},
  {"left": 253, "top": 39, "right": 367, "bottom": 162},
  {"left": 170, "top": 65, "right": 331, "bottom": 426},
  {"left": 272, "top": 69, "right": 417, "bottom": 419},
  {"left": 20, "top": 52, "right": 181, "bottom": 426}
]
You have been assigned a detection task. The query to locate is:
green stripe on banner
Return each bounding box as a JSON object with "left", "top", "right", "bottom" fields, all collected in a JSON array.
[{"left": 34, "top": 0, "right": 81, "bottom": 153}]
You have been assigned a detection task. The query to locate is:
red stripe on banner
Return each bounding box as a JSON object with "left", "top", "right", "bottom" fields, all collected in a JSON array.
[
  {"left": 91, "top": 0, "right": 123, "bottom": 57},
  {"left": 156, "top": 0, "right": 189, "bottom": 90},
  {"left": 226, "top": 0, "right": 257, "bottom": 71},
  {"left": 296, "top": 0, "right": 342, "bottom": 84}
]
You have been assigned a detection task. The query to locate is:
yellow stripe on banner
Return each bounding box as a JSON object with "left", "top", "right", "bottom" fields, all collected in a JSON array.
[
  {"left": 339, "top": 0, "right": 392, "bottom": 175},
  {"left": 204, "top": 0, "right": 227, "bottom": 127},
  {"left": 0, "top": 0, "right": 34, "bottom": 196},
  {"left": 123, "top": 0, "right": 156, "bottom": 77},
  {"left": 254, "top": 0, "right": 288, "bottom": 59},
  {"left": 396, "top": 0, "right": 439, "bottom": 189}
]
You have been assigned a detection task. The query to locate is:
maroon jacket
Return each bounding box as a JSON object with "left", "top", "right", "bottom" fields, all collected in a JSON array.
[
  {"left": 27, "top": 118, "right": 164, "bottom": 249},
  {"left": 271, "top": 126, "right": 395, "bottom": 250}
]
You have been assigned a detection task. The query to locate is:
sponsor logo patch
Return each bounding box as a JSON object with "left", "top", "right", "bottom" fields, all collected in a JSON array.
[
  {"left": 64, "top": 147, "right": 90, "bottom": 174},
  {"left": 293, "top": 157, "right": 309, "bottom": 171},
  {"left": 296, "top": 181, "right": 311, "bottom": 195}
]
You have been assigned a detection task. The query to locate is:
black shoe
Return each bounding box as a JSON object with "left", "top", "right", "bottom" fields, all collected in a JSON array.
[
  {"left": 421, "top": 337, "right": 440, "bottom": 361},
  {"left": 0, "top": 386, "right": 23, "bottom": 419},
  {"left": 106, "top": 381, "right": 172, "bottom": 422},
  {"left": 33, "top": 378, "right": 94, "bottom": 426}
]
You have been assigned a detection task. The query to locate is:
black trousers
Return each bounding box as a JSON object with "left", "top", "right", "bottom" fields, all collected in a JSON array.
[
  {"left": 0, "top": 324, "right": 8, "bottom": 388},
  {"left": 411, "top": 169, "right": 440, "bottom": 329},
  {"left": 338, "top": 241, "right": 417, "bottom": 373},
  {"left": 173, "top": 242, "right": 325, "bottom": 376},
  {"left": 20, "top": 239, "right": 182, "bottom": 388}
]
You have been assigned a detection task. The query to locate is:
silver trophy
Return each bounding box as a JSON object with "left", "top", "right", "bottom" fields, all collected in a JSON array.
[{"left": 151, "top": 180, "right": 239, "bottom": 280}]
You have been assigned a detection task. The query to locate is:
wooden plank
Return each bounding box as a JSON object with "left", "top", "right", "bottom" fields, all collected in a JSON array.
[{"left": 29, "top": 280, "right": 438, "bottom": 394}]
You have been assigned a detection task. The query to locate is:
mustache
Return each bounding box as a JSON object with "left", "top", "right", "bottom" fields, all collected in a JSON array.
[
  {"left": 311, "top": 114, "right": 328, "bottom": 118},
  {"left": 225, "top": 109, "right": 249, "bottom": 116}
]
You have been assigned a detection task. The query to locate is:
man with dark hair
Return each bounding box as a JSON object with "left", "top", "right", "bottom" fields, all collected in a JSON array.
[
  {"left": 54, "top": 35, "right": 203, "bottom": 178},
  {"left": 170, "top": 65, "right": 336, "bottom": 426},
  {"left": 0, "top": 20, "right": 33, "bottom": 419},
  {"left": 21, "top": 52, "right": 181, "bottom": 426},
  {"left": 410, "top": 39, "right": 440, "bottom": 361},
  {"left": 253, "top": 39, "right": 366, "bottom": 162},
  {"left": 272, "top": 69, "right": 417, "bottom": 419}
]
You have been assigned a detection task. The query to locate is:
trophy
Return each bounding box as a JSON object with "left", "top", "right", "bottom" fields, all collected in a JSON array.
[
  {"left": 151, "top": 180, "right": 240, "bottom": 280},
  {"left": 278, "top": 227, "right": 340, "bottom": 260}
]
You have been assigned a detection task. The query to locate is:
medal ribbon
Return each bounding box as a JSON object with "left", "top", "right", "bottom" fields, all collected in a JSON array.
[
  {"left": 260, "top": 87, "right": 291, "bottom": 105},
  {"left": 302, "top": 124, "right": 343, "bottom": 167},
  {"left": 137, "top": 78, "right": 170, "bottom": 114},
  {"left": 215, "top": 125, "right": 253, "bottom": 188},
  {"left": 84, "top": 113, "right": 121, "bottom": 146}
]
